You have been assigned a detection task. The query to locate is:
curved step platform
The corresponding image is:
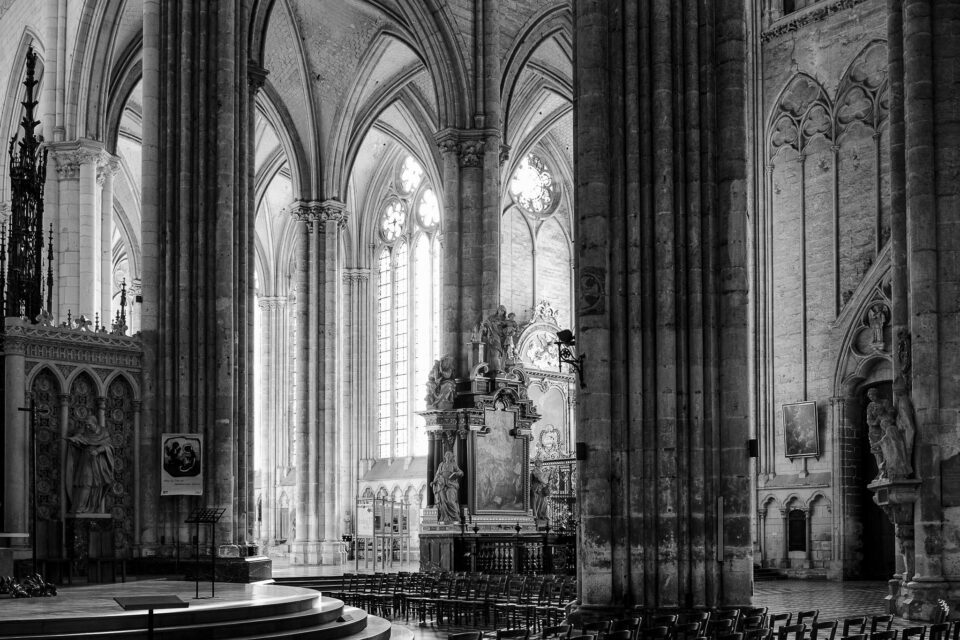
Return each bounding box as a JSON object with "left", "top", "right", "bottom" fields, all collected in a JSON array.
[{"left": 0, "top": 580, "right": 393, "bottom": 640}]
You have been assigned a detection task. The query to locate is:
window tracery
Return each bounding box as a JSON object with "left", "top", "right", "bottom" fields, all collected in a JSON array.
[
  {"left": 509, "top": 153, "right": 559, "bottom": 217},
  {"left": 376, "top": 155, "right": 441, "bottom": 459}
]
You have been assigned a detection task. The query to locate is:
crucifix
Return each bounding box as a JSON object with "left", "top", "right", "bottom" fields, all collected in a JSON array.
[{"left": 17, "top": 399, "right": 38, "bottom": 574}]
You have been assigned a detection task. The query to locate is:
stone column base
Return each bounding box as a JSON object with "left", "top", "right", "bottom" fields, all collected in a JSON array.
[
  {"left": 898, "top": 579, "right": 955, "bottom": 621},
  {"left": 320, "top": 540, "right": 347, "bottom": 565},
  {"left": 289, "top": 540, "right": 322, "bottom": 564}
]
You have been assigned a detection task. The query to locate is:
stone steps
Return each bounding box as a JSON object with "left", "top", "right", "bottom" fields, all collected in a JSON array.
[{"left": 0, "top": 581, "right": 393, "bottom": 640}]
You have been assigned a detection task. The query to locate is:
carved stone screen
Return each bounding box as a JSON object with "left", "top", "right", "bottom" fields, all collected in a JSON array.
[{"left": 474, "top": 408, "right": 525, "bottom": 513}]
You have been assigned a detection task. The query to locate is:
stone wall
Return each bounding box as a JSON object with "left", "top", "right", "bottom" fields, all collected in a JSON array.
[{"left": 757, "top": 0, "right": 890, "bottom": 578}]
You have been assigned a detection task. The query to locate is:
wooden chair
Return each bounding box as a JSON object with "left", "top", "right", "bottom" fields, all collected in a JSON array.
[
  {"left": 870, "top": 631, "right": 898, "bottom": 640},
  {"left": 776, "top": 624, "right": 806, "bottom": 640},
  {"left": 610, "top": 618, "right": 643, "bottom": 640},
  {"left": 607, "top": 631, "right": 633, "bottom": 640},
  {"left": 842, "top": 635, "right": 866, "bottom": 640},
  {"left": 743, "top": 629, "right": 772, "bottom": 640},
  {"left": 718, "top": 634, "right": 744, "bottom": 640},
  {"left": 742, "top": 617, "right": 768, "bottom": 632},
  {"left": 578, "top": 620, "right": 612, "bottom": 640},
  {"left": 900, "top": 628, "right": 925, "bottom": 640},
  {"left": 542, "top": 625, "right": 572, "bottom": 640},
  {"left": 640, "top": 627, "right": 670, "bottom": 640},
  {"left": 769, "top": 615, "right": 793, "bottom": 631},
  {"left": 810, "top": 620, "right": 838, "bottom": 640},
  {"left": 796, "top": 612, "right": 819, "bottom": 629},
  {"left": 708, "top": 620, "right": 736, "bottom": 640},
  {"left": 841, "top": 619, "right": 867, "bottom": 638},
  {"left": 929, "top": 623, "right": 952, "bottom": 640},
  {"left": 498, "top": 629, "right": 532, "bottom": 640},
  {"left": 870, "top": 616, "right": 894, "bottom": 634}
]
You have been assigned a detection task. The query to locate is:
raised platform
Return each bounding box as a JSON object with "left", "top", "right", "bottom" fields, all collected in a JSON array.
[{"left": 0, "top": 579, "right": 394, "bottom": 640}]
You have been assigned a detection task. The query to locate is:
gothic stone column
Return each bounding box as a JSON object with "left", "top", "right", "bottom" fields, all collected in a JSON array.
[
  {"left": 574, "top": 0, "right": 752, "bottom": 610},
  {"left": 141, "top": 0, "right": 254, "bottom": 549}
]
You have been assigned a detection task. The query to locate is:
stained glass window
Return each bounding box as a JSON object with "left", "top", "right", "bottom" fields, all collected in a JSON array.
[
  {"left": 375, "top": 155, "right": 442, "bottom": 459},
  {"left": 509, "top": 154, "right": 558, "bottom": 216}
]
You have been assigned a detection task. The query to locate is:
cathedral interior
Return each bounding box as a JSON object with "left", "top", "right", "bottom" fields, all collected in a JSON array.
[{"left": 1, "top": 0, "right": 959, "bottom": 627}]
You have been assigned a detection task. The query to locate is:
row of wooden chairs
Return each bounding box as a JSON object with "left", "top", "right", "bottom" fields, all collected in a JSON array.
[{"left": 325, "top": 571, "right": 577, "bottom": 628}]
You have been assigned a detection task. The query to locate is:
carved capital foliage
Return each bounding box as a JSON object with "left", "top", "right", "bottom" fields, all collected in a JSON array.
[
  {"left": 458, "top": 140, "right": 485, "bottom": 168},
  {"left": 290, "top": 199, "right": 349, "bottom": 229},
  {"left": 46, "top": 139, "right": 112, "bottom": 179},
  {"left": 342, "top": 268, "right": 370, "bottom": 284},
  {"left": 434, "top": 129, "right": 495, "bottom": 168},
  {"left": 257, "top": 295, "right": 286, "bottom": 310}
]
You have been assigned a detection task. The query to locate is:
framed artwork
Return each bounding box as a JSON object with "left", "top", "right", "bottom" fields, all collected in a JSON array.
[
  {"left": 782, "top": 401, "right": 819, "bottom": 458},
  {"left": 160, "top": 433, "right": 203, "bottom": 495},
  {"left": 472, "top": 407, "right": 527, "bottom": 514}
]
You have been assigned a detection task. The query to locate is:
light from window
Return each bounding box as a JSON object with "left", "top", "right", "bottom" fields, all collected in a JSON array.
[
  {"left": 399, "top": 156, "right": 424, "bottom": 194},
  {"left": 418, "top": 188, "right": 440, "bottom": 228},
  {"left": 380, "top": 200, "right": 406, "bottom": 242},
  {"left": 509, "top": 154, "right": 557, "bottom": 216},
  {"left": 377, "top": 249, "right": 392, "bottom": 459},
  {"left": 394, "top": 242, "right": 409, "bottom": 457}
]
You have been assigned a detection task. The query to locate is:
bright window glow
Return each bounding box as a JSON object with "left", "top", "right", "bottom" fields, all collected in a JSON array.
[
  {"left": 399, "top": 156, "right": 424, "bottom": 194},
  {"left": 509, "top": 154, "right": 557, "bottom": 216},
  {"left": 380, "top": 200, "right": 406, "bottom": 242},
  {"left": 418, "top": 189, "right": 440, "bottom": 228},
  {"left": 375, "top": 155, "right": 441, "bottom": 459}
]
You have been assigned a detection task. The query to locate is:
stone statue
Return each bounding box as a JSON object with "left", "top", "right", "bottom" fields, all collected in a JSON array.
[
  {"left": 530, "top": 459, "right": 551, "bottom": 521},
  {"left": 866, "top": 388, "right": 915, "bottom": 481},
  {"left": 65, "top": 415, "right": 116, "bottom": 514},
  {"left": 866, "top": 388, "right": 889, "bottom": 479},
  {"left": 868, "top": 304, "right": 886, "bottom": 345},
  {"left": 503, "top": 312, "right": 519, "bottom": 362},
  {"left": 480, "top": 305, "right": 508, "bottom": 374},
  {"left": 431, "top": 450, "right": 463, "bottom": 524},
  {"left": 425, "top": 354, "right": 456, "bottom": 409}
]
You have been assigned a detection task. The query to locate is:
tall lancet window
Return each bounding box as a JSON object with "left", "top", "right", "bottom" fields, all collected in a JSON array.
[{"left": 375, "top": 155, "right": 441, "bottom": 458}]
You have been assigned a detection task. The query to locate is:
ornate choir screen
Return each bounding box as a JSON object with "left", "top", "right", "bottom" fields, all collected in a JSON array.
[{"left": 2, "top": 319, "right": 141, "bottom": 579}]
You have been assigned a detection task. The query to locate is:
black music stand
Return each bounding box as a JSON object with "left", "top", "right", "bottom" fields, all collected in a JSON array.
[{"left": 184, "top": 507, "right": 225, "bottom": 599}]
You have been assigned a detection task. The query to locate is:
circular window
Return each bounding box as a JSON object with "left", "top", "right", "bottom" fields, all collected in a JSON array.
[
  {"left": 509, "top": 154, "right": 559, "bottom": 217},
  {"left": 418, "top": 188, "right": 440, "bottom": 229},
  {"left": 379, "top": 199, "right": 407, "bottom": 242}
]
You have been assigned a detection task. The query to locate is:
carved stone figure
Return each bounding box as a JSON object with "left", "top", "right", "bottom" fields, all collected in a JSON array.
[
  {"left": 65, "top": 415, "right": 116, "bottom": 514},
  {"left": 480, "top": 305, "right": 508, "bottom": 373},
  {"left": 866, "top": 387, "right": 915, "bottom": 481},
  {"left": 866, "top": 388, "right": 888, "bottom": 479},
  {"left": 530, "top": 459, "right": 550, "bottom": 521},
  {"left": 431, "top": 450, "right": 463, "bottom": 525},
  {"left": 425, "top": 355, "right": 456, "bottom": 409},
  {"left": 868, "top": 304, "right": 886, "bottom": 345}
]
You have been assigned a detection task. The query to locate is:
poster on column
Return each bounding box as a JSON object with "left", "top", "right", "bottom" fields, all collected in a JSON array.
[{"left": 160, "top": 433, "right": 203, "bottom": 495}]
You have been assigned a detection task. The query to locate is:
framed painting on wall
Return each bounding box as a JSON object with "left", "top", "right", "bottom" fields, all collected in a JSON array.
[{"left": 782, "top": 401, "right": 819, "bottom": 458}]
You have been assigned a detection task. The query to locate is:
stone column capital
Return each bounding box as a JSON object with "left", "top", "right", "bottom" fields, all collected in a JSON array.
[
  {"left": 97, "top": 155, "right": 122, "bottom": 182},
  {"left": 46, "top": 139, "right": 111, "bottom": 178},
  {"left": 342, "top": 268, "right": 370, "bottom": 283},
  {"left": 433, "top": 128, "right": 495, "bottom": 168},
  {"left": 290, "top": 199, "right": 349, "bottom": 228},
  {"left": 257, "top": 295, "right": 286, "bottom": 310},
  {"left": 247, "top": 61, "right": 269, "bottom": 93}
]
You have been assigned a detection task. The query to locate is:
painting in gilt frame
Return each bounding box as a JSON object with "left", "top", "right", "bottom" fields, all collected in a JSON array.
[
  {"left": 472, "top": 407, "right": 527, "bottom": 514},
  {"left": 782, "top": 401, "right": 819, "bottom": 458}
]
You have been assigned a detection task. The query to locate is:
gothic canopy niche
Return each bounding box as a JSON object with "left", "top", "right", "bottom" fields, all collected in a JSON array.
[
  {"left": 516, "top": 300, "right": 576, "bottom": 460},
  {"left": 834, "top": 254, "right": 893, "bottom": 396}
]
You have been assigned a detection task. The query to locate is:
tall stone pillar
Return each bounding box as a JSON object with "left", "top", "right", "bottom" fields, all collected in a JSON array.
[
  {"left": 2, "top": 330, "right": 27, "bottom": 537},
  {"left": 879, "top": 0, "right": 960, "bottom": 620},
  {"left": 341, "top": 269, "right": 370, "bottom": 543},
  {"left": 290, "top": 200, "right": 347, "bottom": 564},
  {"left": 573, "top": 0, "right": 752, "bottom": 610},
  {"left": 141, "top": 0, "right": 254, "bottom": 549},
  {"left": 98, "top": 157, "right": 120, "bottom": 322},
  {"left": 257, "top": 295, "right": 285, "bottom": 546}
]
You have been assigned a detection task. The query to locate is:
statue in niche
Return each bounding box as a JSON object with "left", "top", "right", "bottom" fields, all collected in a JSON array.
[
  {"left": 425, "top": 355, "right": 456, "bottom": 410},
  {"left": 530, "top": 459, "right": 551, "bottom": 521},
  {"left": 866, "top": 388, "right": 890, "bottom": 479},
  {"left": 431, "top": 450, "right": 463, "bottom": 525},
  {"left": 65, "top": 415, "right": 116, "bottom": 514},
  {"left": 866, "top": 388, "right": 914, "bottom": 481},
  {"left": 868, "top": 304, "right": 886, "bottom": 346}
]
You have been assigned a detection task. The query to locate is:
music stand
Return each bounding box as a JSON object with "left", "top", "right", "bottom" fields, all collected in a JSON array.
[{"left": 184, "top": 507, "right": 225, "bottom": 599}]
